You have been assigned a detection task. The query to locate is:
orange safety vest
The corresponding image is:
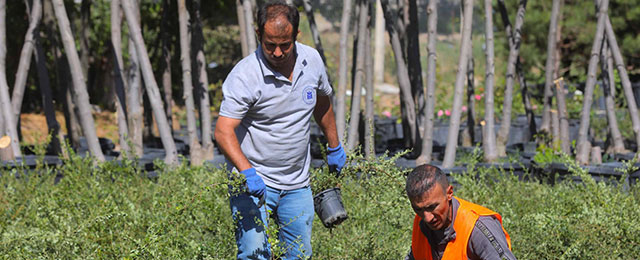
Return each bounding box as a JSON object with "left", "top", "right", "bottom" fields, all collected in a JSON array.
[{"left": 411, "top": 196, "right": 512, "bottom": 260}]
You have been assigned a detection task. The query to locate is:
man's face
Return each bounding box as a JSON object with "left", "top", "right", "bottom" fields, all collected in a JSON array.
[
  {"left": 259, "top": 16, "right": 298, "bottom": 70},
  {"left": 410, "top": 183, "right": 453, "bottom": 230}
]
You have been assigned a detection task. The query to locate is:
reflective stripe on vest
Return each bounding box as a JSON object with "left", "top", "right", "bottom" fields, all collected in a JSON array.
[{"left": 410, "top": 196, "right": 512, "bottom": 260}]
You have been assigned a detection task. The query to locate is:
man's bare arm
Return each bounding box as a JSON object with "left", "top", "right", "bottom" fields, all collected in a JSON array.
[
  {"left": 214, "top": 116, "right": 252, "bottom": 171},
  {"left": 313, "top": 95, "right": 340, "bottom": 148}
]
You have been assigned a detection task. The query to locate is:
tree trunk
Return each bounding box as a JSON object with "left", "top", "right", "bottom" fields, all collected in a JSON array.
[
  {"left": 407, "top": 0, "right": 424, "bottom": 143},
  {"left": 347, "top": 0, "right": 369, "bottom": 152},
  {"left": 418, "top": 0, "right": 438, "bottom": 164},
  {"left": 442, "top": 0, "right": 473, "bottom": 168},
  {"left": 161, "top": 0, "right": 174, "bottom": 131},
  {"left": 300, "top": 0, "right": 328, "bottom": 65},
  {"left": 64, "top": 78, "right": 82, "bottom": 148},
  {"left": 191, "top": 0, "right": 214, "bottom": 162},
  {"left": 364, "top": 2, "right": 375, "bottom": 159},
  {"left": 35, "top": 30, "right": 63, "bottom": 156},
  {"left": 336, "top": 0, "right": 352, "bottom": 142},
  {"left": 236, "top": 0, "right": 249, "bottom": 57},
  {"left": 463, "top": 52, "right": 475, "bottom": 147},
  {"left": 496, "top": 0, "right": 527, "bottom": 156},
  {"left": 143, "top": 91, "right": 154, "bottom": 141},
  {"left": 373, "top": 0, "right": 385, "bottom": 85},
  {"left": 122, "top": 0, "right": 178, "bottom": 165},
  {"left": 127, "top": 0, "right": 143, "bottom": 157},
  {"left": 381, "top": 0, "right": 418, "bottom": 153},
  {"left": 554, "top": 78, "right": 570, "bottom": 154},
  {"left": 576, "top": 0, "right": 608, "bottom": 165},
  {"left": 482, "top": 0, "right": 497, "bottom": 162},
  {"left": 79, "top": 0, "right": 90, "bottom": 80},
  {"left": 43, "top": 0, "right": 81, "bottom": 148},
  {"left": 11, "top": 0, "right": 42, "bottom": 124},
  {"left": 242, "top": 0, "right": 256, "bottom": 53},
  {"left": 604, "top": 16, "right": 640, "bottom": 156},
  {"left": 178, "top": 0, "right": 203, "bottom": 165},
  {"left": 0, "top": 135, "right": 14, "bottom": 161},
  {"left": 52, "top": 0, "right": 104, "bottom": 161},
  {"left": 111, "top": 0, "right": 131, "bottom": 157},
  {"left": 0, "top": 0, "right": 21, "bottom": 158},
  {"left": 600, "top": 43, "right": 625, "bottom": 154},
  {"left": 540, "top": 0, "right": 562, "bottom": 133},
  {"left": 0, "top": 100, "right": 4, "bottom": 136}
]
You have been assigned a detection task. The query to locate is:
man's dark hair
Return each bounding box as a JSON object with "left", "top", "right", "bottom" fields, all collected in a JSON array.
[
  {"left": 256, "top": 0, "right": 299, "bottom": 40},
  {"left": 406, "top": 164, "right": 450, "bottom": 199}
]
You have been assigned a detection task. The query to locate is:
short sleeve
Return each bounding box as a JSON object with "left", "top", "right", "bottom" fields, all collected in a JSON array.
[
  {"left": 218, "top": 74, "right": 255, "bottom": 119},
  {"left": 313, "top": 49, "right": 333, "bottom": 97}
]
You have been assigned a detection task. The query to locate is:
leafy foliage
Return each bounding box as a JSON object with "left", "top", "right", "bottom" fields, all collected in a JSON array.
[{"left": 1, "top": 152, "right": 640, "bottom": 258}]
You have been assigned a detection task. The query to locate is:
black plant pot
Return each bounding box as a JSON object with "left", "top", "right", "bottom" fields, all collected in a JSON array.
[{"left": 313, "top": 187, "right": 348, "bottom": 228}]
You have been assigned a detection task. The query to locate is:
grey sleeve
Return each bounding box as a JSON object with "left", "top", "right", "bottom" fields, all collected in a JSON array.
[
  {"left": 468, "top": 216, "right": 517, "bottom": 260},
  {"left": 219, "top": 74, "right": 255, "bottom": 119},
  {"left": 314, "top": 50, "right": 333, "bottom": 97}
]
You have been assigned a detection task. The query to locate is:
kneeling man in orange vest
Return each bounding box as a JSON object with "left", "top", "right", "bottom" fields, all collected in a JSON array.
[{"left": 405, "top": 164, "right": 516, "bottom": 260}]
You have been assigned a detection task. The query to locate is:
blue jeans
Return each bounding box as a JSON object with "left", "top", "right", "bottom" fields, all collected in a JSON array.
[{"left": 229, "top": 185, "right": 314, "bottom": 260}]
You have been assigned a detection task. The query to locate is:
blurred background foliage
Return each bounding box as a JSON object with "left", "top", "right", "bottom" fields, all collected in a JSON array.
[{"left": 5, "top": 0, "right": 640, "bottom": 121}]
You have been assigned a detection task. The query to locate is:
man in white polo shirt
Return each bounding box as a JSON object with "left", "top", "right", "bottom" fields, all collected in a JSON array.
[{"left": 214, "top": 1, "right": 345, "bottom": 259}]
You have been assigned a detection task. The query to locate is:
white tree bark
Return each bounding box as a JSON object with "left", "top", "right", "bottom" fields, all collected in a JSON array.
[
  {"left": 178, "top": 0, "right": 203, "bottom": 165},
  {"left": 600, "top": 42, "right": 625, "bottom": 153},
  {"left": 300, "top": 0, "right": 328, "bottom": 65},
  {"left": 0, "top": 135, "right": 14, "bottom": 161},
  {"left": 122, "top": 0, "right": 178, "bottom": 165},
  {"left": 191, "top": 0, "right": 214, "bottom": 162},
  {"left": 336, "top": 0, "right": 352, "bottom": 142},
  {"left": 373, "top": 0, "right": 385, "bottom": 85},
  {"left": 482, "top": 0, "right": 497, "bottom": 162},
  {"left": 127, "top": 0, "right": 143, "bottom": 157},
  {"left": 540, "top": 0, "right": 562, "bottom": 133},
  {"left": 554, "top": 78, "right": 570, "bottom": 154},
  {"left": 364, "top": 4, "right": 375, "bottom": 158},
  {"left": 236, "top": 0, "right": 249, "bottom": 57},
  {"left": 496, "top": 0, "right": 527, "bottom": 155},
  {"left": 11, "top": 0, "right": 42, "bottom": 123},
  {"left": 381, "top": 0, "right": 418, "bottom": 152},
  {"left": 0, "top": 0, "right": 20, "bottom": 157},
  {"left": 347, "top": 0, "right": 369, "bottom": 152},
  {"left": 576, "top": 0, "right": 609, "bottom": 165},
  {"left": 604, "top": 16, "right": 640, "bottom": 156},
  {"left": 111, "top": 0, "right": 131, "bottom": 157},
  {"left": 442, "top": 0, "right": 474, "bottom": 168},
  {"left": 0, "top": 98, "right": 4, "bottom": 136},
  {"left": 418, "top": 0, "right": 438, "bottom": 164},
  {"left": 52, "top": 0, "right": 104, "bottom": 161},
  {"left": 242, "top": 0, "right": 256, "bottom": 53}
]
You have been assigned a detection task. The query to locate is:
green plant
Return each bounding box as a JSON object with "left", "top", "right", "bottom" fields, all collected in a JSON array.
[{"left": 2, "top": 148, "right": 640, "bottom": 258}]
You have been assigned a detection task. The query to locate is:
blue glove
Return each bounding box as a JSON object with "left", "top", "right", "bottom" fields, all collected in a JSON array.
[
  {"left": 327, "top": 143, "right": 346, "bottom": 176},
  {"left": 240, "top": 168, "right": 266, "bottom": 200}
]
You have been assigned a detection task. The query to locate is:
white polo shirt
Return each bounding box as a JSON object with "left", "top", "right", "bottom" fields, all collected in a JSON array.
[{"left": 219, "top": 42, "right": 333, "bottom": 190}]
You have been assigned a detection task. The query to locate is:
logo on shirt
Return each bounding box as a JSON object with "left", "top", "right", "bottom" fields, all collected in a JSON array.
[{"left": 302, "top": 86, "right": 315, "bottom": 105}]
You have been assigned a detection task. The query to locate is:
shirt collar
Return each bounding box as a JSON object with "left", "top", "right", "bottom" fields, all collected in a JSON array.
[{"left": 256, "top": 42, "right": 308, "bottom": 83}]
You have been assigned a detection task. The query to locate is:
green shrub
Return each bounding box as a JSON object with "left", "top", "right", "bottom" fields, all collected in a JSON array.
[{"left": 1, "top": 152, "right": 639, "bottom": 259}]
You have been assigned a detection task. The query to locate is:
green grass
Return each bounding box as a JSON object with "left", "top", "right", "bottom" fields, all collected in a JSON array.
[{"left": 1, "top": 151, "right": 639, "bottom": 259}]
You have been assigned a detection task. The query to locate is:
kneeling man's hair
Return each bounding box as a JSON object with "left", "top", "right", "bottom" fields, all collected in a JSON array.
[{"left": 405, "top": 164, "right": 449, "bottom": 199}]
